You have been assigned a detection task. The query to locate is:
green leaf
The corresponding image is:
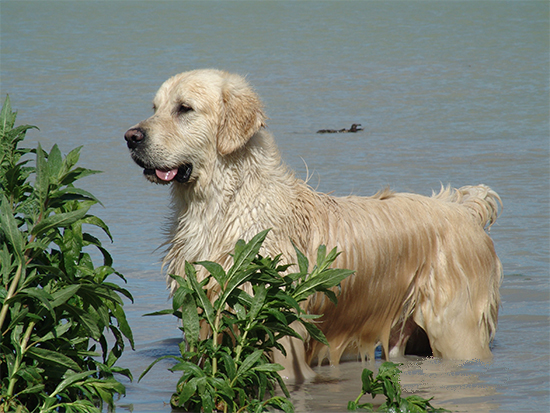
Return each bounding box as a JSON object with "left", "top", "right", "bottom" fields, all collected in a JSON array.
[
  {"left": 0, "top": 94, "right": 15, "bottom": 132},
  {"left": 293, "top": 241, "right": 310, "bottom": 275},
  {"left": 301, "top": 319, "right": 329, "bottom": 346},
  {"left": 177, "top": 378, "right": 198, "bottom": 406},
  {"left": 185, "top": 261, "right": 215, "bottom": 327},
  {"left": 16, "top": 287, "right": 55, "bottom": 316},
  {"left": 197, "top": 260, "right": 226, "bottom": 286},
  {"left": 234, "top": 302, "right": 246, "bottom": 321},
  {"left": 232, "top": 288, "right": 253, "bottom": 308},
  {"left": 48, "top": 187, "right": 101, "bottom": 206},
  {"left": 59, "top": 166, "right": 101, "bottom": 186},
  {"left": 51, "top": 284, "right": 81, "bottom": 308},
  {"left": 271, "top": 290, "right": 302, "bottom": 312},
  {"left": 219, "top": 351, "right": 237, "bottom": 380},
  {"left": 50, "top": 370, "right": 98, "bottom": 397},
  {"left": 5, "top": 306, "right": 29, "bottom": 331},
  {"left": 361, "top": 368, "right": 374, "bottom": 394},
  {"left": 316, "top": 244, "right": 327, "bottom": 268},
  {"left": 265, "top": 396, "right": 295, "bottom": 413},
  {"left": 35, "top": 320, "right": 73, "bottom": 343},
  {"left": 170, "top": 360, "right": 206, "bottom": 377},
  {"left": 274, "top": 372, "right": 291, "bottom": 399},
  {"left": 199, "top": 385, "right": 215, "bottom": 413},
  {"left": 168, "top": 274, "right": 192, "bottom": 290},
  {"left": 323, "top": 289, "right": 339, "bottom": 305},
  {"left": 112, "top": 302, "right": 135, "bottom": 350},
  {"left": 172, "top": 285, "right": 188, "bottom": 311},
  {"left": 208, "top": 376, "right": 235, "bottom": 398},
  {"left": 236, "top": 349, "right": 263, "bottom": 378},
  {"left": 0, "top": 195, "right": 24, "bottom": 259},
  {"left": 15, "top": 384, "right": 46, "bottom": 397},
  {"left": 253, "top": 362, "right": 284, "bottom": 372},
  {"left": 13, "top": 363, "right": 43, "bottom": 383},
  {"left": 75, "top": 310, "right": 102, "bottom": 340},
  {"left": 60, "top": 225, "right": 82, "bottom": 273},
  {"left": 34, "top": 143, "right": 49, "bottom": 204},
  {"left": 26, "top": 347, "right": 81, "bottom": 371},
  {"left": 47, "top": 144, "right": 63, "bottom": 180},
  {"left": 218, "top": 268, "right": 257, "bottom": 311},
  {"left": 81, "top": 215, "right": 111, "bottom": 240},
  {"left": 139, "top": 355, "right": 181, "bottom": 382},
  {"left": 227, "top": 229, "right": 270, "bottom": 280},
  {"left": 249, "top": 284, "right": 267, "bottom": 320},
  {"left": 80, "top": 377, "right": 125, "bottom": 405},
  {"left": 180, "top": 292, "right": 200, "bottom": 346},
  {"left": 143, "top": 309, "right": 173, "bottom": 316},
  {"left": 31, "top": 207, "right": 90, "bottom": 236},
  {"left": 63, "top": 145, "right": 83, "bottom": 171},
  {"left": 294, "top": 268, "right": 354, "bottom": 302}
]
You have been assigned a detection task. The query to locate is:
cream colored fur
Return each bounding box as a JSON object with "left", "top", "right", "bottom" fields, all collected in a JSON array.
[{"left": 126, "top": 69, "right": 503, "bottom": 381}]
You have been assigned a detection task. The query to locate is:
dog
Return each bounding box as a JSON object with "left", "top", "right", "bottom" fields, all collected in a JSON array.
[{"left": 125, "top": 69, "right": 502, "bottom": 381}]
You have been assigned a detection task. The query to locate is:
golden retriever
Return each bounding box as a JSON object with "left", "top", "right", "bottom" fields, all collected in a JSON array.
[{"left": 124, "top": 69, "right": 502, "bottom": 381}]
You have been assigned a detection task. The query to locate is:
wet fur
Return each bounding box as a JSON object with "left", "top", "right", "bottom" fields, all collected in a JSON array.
[{"left": 126, "top": 69, "right": 502, "bottom": 380}]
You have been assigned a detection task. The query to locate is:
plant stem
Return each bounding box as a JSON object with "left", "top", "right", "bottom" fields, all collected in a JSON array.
[
  {"left": 1, "top": 207, "right": 38, "bottom": 332},
  {"left": 212, "top": 310, "right": 223, "bottom": 376},
  {"left": 230, "top": 322, "right": 252, "bottom": 388},
  {"left": 21, "top": 320, "right": 36, "bottom": 353},
  {"left": 7, "top": 320, "right": 36, "bottom": 397},
  {"left": 0, "top": 262, "right": 23, "bottom": 332},
  {"left": 233, "top": 323, "right": 251, "bottom": 365}
]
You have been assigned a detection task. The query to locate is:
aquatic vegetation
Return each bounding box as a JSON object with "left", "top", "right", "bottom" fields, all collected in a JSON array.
[
  {"left": 140, "top": 229, "right": 354, "bottom": 412},
  {"left": 0, "top": 96, "right": 134, "bottom": 412},
  {"left": 348, "top": 362, "right": 450, "bottom": 412}
]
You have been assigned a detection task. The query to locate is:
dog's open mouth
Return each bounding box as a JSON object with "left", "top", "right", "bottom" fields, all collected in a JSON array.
[{"left": 143, "top": 164, "right": 193, "bottom": 184}]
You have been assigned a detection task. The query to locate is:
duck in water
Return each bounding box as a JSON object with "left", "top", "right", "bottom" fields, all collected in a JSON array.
[{"left": 317, "top": 123, "right": 363, "bottom": 134}]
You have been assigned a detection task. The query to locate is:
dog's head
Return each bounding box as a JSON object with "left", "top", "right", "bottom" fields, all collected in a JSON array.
[{"left": 124, "top": 69, "right": 266, "bottom": 185}]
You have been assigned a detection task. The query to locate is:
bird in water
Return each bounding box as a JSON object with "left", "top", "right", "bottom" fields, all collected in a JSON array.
[{"left": 317, "top": 123, "right": 363, "bottom": 134}]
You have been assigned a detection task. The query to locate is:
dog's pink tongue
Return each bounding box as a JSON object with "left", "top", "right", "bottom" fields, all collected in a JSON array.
[{"left": 155, "top": 168, "right": 178, "bottom": 181}]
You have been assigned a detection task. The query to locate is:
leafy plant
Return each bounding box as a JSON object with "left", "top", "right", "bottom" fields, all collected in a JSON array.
[
  {"left": 140, "top": 229, "right": 354, "bottom": 413},
  {"left": 347, "top": 362, "right": 450, "bottom": 412},
  {"left": 0, "top": 96, "right": 134, "bottom": 412}
]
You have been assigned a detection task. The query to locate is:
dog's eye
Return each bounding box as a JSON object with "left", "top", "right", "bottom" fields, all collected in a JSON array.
[{"left": 177, "top": 104, "right": 193, "bottom": 115}]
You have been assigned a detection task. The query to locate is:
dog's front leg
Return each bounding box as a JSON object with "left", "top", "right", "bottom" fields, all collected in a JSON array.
[{"left": 272, "top": 334, "right": 317, "bottom": 383}]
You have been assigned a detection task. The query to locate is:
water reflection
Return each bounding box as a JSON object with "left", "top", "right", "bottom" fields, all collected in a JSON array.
[
  {"left": 286, "top": 358, "right": 499, "bottom": 413},
  {"left": 400, "top": 359, "right": 499, "bottom": 413}
]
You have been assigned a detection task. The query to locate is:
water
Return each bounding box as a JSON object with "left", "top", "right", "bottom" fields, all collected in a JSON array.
[{"left": 1, "top": 1, "right": 548, "bottom": 412}]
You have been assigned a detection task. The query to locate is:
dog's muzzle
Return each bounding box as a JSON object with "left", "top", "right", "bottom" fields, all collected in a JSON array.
[
  {"left": 124, "top": 127, "right": 193, "bottom": 184},
  {"left": 143, "top": 164, "right": 193, "bottom": 183}
]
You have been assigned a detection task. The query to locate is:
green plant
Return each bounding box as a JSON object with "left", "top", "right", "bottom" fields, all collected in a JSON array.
[
  {"left": 140, "top": 229, "right": 354, "bottom": 413},
  {"left": 347, "top": 362, "right": 450, "bottom": 412},
  {"left": 0, "top": 96, "right": 134, "bottom": 412}
]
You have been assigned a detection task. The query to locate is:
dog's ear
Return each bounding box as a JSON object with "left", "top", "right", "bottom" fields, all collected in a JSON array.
[{"left": 217, "top": 79, "right": 266, "bottom": 156}]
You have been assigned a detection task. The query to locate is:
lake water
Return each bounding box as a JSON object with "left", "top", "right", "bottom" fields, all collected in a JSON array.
[{"left": 1, "top": 1, "right": 549, "bottom": 412}]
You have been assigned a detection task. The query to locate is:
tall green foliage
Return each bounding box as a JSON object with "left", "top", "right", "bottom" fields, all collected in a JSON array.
[
  {"left": 140, "top": 229, "right": 355, "bottom": 413},
  {"left": 0, "top": 96, "right": 134, "bottom": 412}
]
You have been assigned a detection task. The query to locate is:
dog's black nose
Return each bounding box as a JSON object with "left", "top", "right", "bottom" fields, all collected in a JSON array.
[{"left": 124, "top": 128, "right": 145, "bottom": 149}]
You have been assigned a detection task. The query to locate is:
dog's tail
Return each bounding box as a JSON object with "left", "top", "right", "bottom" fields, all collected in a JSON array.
[{"left": 433, "top": 184, "right": 502, "bottom": 230}]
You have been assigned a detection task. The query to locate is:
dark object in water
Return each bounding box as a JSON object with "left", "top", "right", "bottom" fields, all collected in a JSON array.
[{"left": 317, "top": 123, "right": 363, "bottom": 134}]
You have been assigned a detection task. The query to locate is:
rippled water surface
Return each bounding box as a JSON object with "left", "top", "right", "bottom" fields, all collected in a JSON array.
[{"left": 1, "top": 1, "right": 549, "bottom": 412}]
